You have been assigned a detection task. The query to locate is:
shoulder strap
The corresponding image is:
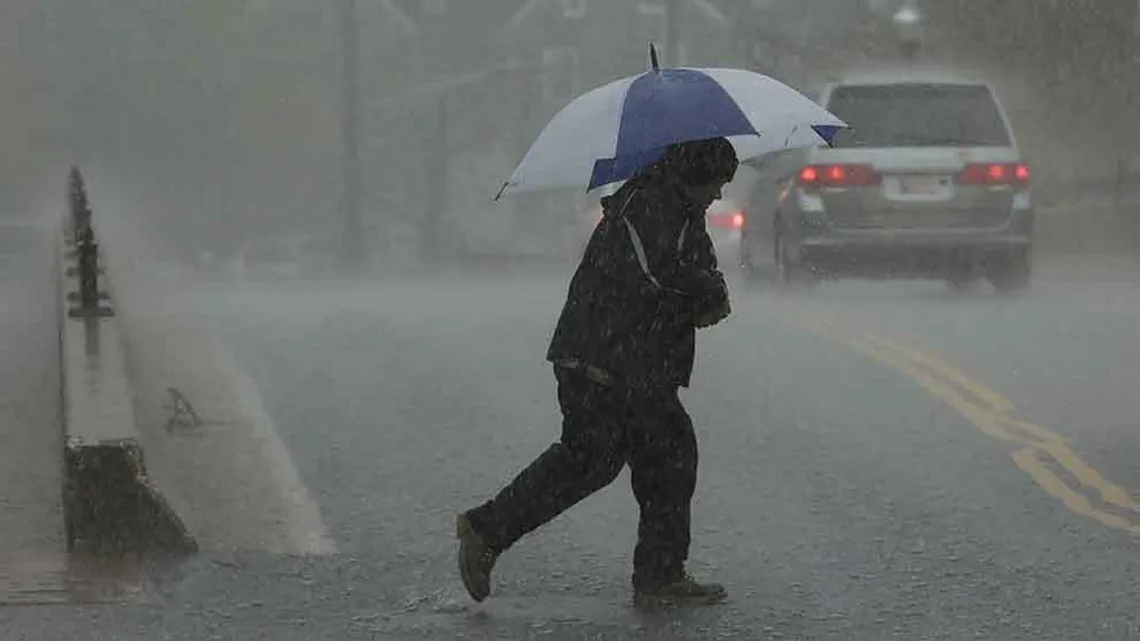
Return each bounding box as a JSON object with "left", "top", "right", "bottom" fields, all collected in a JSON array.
[
  {"left": 612, "top": 190, "right": 663, "bottom": 290},
  {"left": 622, "top": 217, "right": 661, "bottom": 290},
  {"left": 617, "top": 192, "right": 695, "bottom": 291},
  {"left": 676, "top": 218, "right": 690, "bottom": 253}
]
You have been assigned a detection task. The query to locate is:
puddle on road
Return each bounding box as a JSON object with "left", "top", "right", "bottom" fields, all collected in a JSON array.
[
  {"left": 0, "top": 552, "right": 157, "bottom": 605},
  {"left": 353, "top": 590, "right": 744, "bottom": 639}
]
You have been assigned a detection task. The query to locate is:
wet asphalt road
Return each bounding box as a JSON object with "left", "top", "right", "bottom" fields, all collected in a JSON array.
[
  {"left": 10, "top": 263, "right": 1140, "bottom": 639},
  {"left": 0, "top": 226, "right": 68, "bottom": 598}
]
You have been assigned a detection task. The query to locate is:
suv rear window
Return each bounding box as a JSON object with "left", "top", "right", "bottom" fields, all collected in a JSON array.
[{"left": 826, "top": 83, "right": 1011, "bottom": 148}]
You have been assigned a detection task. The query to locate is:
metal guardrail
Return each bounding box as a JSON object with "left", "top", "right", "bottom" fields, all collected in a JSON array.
[
  {"left": 57, "top": 165, "right": 195, "bottom": 556},
  {"left": 64, "top": 167, "right": 112, "bottom": 319}
]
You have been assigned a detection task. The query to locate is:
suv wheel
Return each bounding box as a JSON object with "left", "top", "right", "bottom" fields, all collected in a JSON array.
[
  {"left": 987, "top": 248, "right": 1032, "bottom": 293},
  {"left": 774, "top": 225, "right": 817, "bottom": 290},
  {"left": 739, "top": 230, "right": 775, "bottom": 286},
  {"left": 946, "top": 264, "right": 982, "bottom": 292},
  {"left": 741, "top": 260, "right": 767, "bottom": 284}
]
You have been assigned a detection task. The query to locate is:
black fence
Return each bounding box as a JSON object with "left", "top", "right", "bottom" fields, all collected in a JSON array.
[{"left": 65, "top": 166, "right": 112, "bottom": 318}]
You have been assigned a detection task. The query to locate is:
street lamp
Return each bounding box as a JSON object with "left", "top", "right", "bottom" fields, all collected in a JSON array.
[
  {"left": 664, "top": 0, "right": 680, "bottom": 66},
  {"left": 339, "top": 0, "right": 364, "bottom": 269},
  {"left": 892, "top": 4, "right": 924, "bottom": 62}
]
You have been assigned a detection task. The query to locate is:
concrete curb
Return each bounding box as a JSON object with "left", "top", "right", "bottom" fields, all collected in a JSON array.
[
  {"left": 82, "top": 207, "right": 336, "bottom": 556},
  {"left": 55, "top": 223, "right": 196, "bottom": 556}
]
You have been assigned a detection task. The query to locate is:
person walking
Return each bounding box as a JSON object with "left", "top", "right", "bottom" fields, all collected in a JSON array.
[{"left": 456, "top": 137, "right": 739, "bottom": 606}]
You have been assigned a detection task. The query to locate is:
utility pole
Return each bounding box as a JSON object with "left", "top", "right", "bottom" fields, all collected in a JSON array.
[
  {"left": 339, "top": 0, "right": 365, "bottom": 268},
  {"left": 664, "top": 0, "right": 680, "bottom": 66},
  {"left": 421, "top": 96, "right": 448, "bottom": 262}
]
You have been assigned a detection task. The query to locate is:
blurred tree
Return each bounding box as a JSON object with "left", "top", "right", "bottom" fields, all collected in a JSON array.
[
  {"left": 925, "top": 0, "right": 1140, "bottom": 183},
  {"left": 0, "top": 0, "right": 57, "bottom": 215},
  {"left": 19, "top": 0, "right": 343, "bottom": 254}
]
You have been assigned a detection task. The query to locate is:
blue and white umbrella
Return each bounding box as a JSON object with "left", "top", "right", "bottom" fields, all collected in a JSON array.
[{"left": 496, "top": 46, "right": 847, "bottom": 200}]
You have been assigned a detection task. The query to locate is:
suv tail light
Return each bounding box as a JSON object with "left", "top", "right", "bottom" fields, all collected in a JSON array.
[
  {"left": 707, "top": 211, "right": 746, "bottom": 230},
  {"left": 956, "top": 163, "right": 1030, "bottom": 187},
  {"left": 797, "top": 164, "right": 881, "bottom": 188}
]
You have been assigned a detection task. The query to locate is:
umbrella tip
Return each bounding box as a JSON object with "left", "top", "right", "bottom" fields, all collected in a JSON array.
[{"left": 649, "top": 42, "right": 660, "bottom": 71}]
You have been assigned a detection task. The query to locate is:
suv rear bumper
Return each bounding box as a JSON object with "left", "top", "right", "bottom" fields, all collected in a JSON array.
[
  {"left": 799, "top": 231, "right": 1031, "bottom": 278},
  {"left": 803, "top": 229, "right": 1031, "bottom": 250}
]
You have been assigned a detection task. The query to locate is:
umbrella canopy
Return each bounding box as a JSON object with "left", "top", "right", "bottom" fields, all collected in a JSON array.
[{"left": 496, "top": 46, "right": 846, "bottom": 200}]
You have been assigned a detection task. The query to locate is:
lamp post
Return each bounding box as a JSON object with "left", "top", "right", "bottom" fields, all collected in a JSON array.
[
  {"left": 893, "top": 3, "right": 924, "bottom": 62},
  {"left": 664, "top": 0, "right": 680, "bottom": 65},
  {"left": 339, "top": 0, "right": 364, "bottom": 268}
]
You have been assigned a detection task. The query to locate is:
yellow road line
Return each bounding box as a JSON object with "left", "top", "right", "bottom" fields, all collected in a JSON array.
[
  {"left": 857, "top": 332, "right": 1017, "bottom": 415},
  {"left": 1012, "top": 448, "right": 1140, "bottom": 535},
  {"left": 791, "top": 313, "right": 1140, "bottom": 532},
  {"left": 1040, "top": 440, "right": 1140, "bottom": 514},
  {"left": 798, "top": 312, "right": 1017, "bottom": 416}
]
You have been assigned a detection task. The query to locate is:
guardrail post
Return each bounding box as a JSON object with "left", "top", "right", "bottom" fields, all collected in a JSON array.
[
  {"left": 69, "top": 166, "right": 92, "bottom": 244},
  {"left": 65, "top": 167, "right": 113, "bottom": 320},
  {"left": 75, "top": 205, "right": 92, "bottom": 246},
  {"left": 77, "top": 226, "right": 99, "bottom": 313}
]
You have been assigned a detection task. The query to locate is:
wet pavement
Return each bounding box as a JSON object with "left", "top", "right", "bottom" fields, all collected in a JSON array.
[
  {"left": 0, "top": 233, "right": 68, "bottom": 602},
  {"left": 9, "top": 262, "right": 1140, "bottom": 638}
]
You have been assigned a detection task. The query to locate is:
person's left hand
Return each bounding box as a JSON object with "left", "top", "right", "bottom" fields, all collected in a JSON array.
[{"left": 694, "top": 299, "right": 731, "bottom": 328}]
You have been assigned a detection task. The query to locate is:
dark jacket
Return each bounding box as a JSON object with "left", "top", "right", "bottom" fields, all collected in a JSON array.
[{"left": 546, "top": 169, "right": 729, "bottom": 391}]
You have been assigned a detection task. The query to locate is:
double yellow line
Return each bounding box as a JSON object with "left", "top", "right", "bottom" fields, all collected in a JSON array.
[{"left": 794, "top": 313, "right": 1140, "bottom": 536}]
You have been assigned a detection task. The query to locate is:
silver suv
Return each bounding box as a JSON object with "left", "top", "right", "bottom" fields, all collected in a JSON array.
[{"left": 740, "top": 72, "right": 1034, "bottom": 291}]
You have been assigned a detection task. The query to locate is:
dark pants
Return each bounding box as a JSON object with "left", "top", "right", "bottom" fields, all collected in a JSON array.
[{"left": 465, "top": 365, "right": 698, "bottom": 587}]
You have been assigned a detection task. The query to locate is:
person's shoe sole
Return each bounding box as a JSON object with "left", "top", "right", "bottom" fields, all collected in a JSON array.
[
  {"left": 456, "top": 514, "right": 490, "bottom": 603},
  {"left": 633, "top": 586, "right": 728, "bottom": 608}
]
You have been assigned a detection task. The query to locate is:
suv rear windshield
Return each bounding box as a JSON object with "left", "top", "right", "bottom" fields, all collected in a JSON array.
[{"left": 826, "top": 83, "right": 1011, "bottom": 148}]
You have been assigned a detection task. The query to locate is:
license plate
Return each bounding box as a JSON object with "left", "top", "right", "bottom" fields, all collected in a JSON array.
[
  {"left": 843, "top": 210, "right": 973, "bottom": 229},
  {"left": 898, "top": 175, "right": 948, "bottom": 196}
]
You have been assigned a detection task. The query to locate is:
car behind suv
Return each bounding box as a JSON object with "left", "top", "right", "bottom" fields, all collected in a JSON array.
[{"left": 740, "top": 73, "right": 1034, "bottom": 292}]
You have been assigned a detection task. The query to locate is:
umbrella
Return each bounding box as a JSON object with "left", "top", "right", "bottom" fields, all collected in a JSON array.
[{"left": 495, "top": 44, "right": 847, "bottom": 200}]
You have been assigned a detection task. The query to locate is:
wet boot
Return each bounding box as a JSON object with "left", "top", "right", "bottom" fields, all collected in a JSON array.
[
  {"left": 633, "top": 573, "right": 728, "bottom": 607},
  {"left": 456, "top": 513, "right": 499, "bottom": 602}
]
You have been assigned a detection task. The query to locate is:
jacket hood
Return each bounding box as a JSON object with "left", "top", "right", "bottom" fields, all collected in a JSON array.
[
  {"left": 599, "top": 163, "right": 683, "bottom": 219},
  {"left": 600, "top": 167, "right": 699, "bottom": 222}
]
